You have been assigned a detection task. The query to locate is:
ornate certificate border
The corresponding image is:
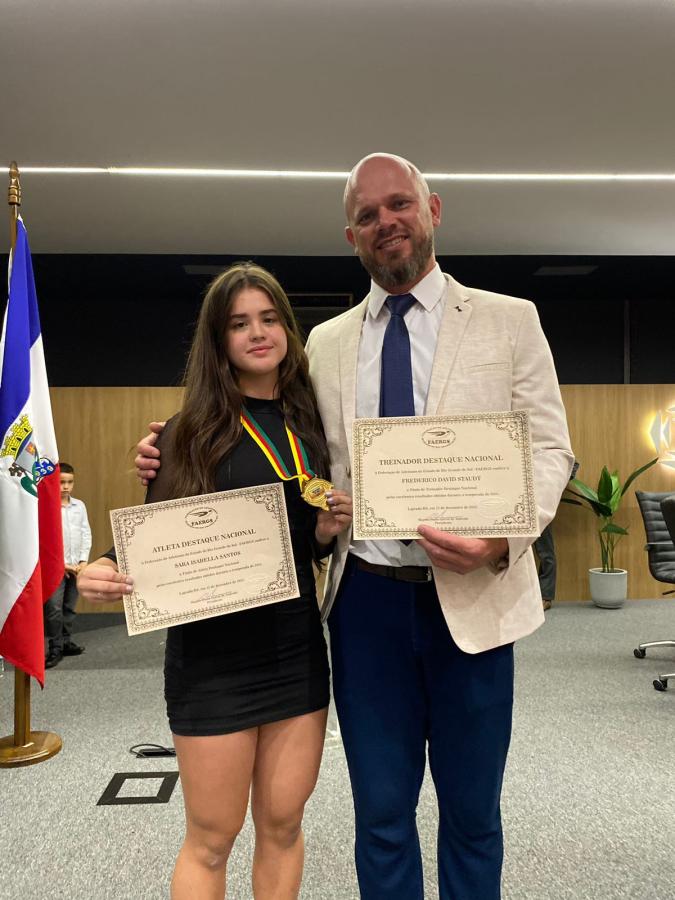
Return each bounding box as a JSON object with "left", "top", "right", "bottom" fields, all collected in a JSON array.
[
  {"left": 352, "top": 410, "right": 537, "bottom": 539},
  {"left": 110, "top": 483, "right": 298, "bottom": 635}
]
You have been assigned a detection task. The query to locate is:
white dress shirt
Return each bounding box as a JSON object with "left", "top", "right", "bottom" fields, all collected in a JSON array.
[
  {"left": 62, "top": 497, "right": 92, "bottom": 565},
  {"left": 351, "top": 264, "right": 446, "bottom": 567}
]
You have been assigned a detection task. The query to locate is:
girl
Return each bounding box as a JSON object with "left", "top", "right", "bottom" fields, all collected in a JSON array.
[{"left": 78, "top": 263, "right": 352, "bottom": 899}]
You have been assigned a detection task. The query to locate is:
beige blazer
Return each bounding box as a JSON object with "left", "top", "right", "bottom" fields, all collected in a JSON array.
[{"left": 305, "top": 274, "right": 574, "bottom": 654}]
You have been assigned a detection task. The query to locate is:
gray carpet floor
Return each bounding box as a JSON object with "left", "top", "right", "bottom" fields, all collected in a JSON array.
[{"left": 1, "top": 600, "right": 674, "bottom": 900}]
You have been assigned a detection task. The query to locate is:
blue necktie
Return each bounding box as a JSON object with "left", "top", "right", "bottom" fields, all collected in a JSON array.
[{"left": 379, "top": 294, "right": 416, "bottom": 417}]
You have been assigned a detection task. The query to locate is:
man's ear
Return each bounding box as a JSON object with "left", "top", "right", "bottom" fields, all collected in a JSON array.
[
  {"left": 345, "top": 225, "right": 356, "bottom": 248},
  {"left": 429, "top": 193, "right": 441, "bottom": 227}
]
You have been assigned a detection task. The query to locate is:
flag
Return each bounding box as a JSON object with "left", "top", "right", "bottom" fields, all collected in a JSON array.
[{"left": 0, "top": 218, "right": 63, "bottom": 687}]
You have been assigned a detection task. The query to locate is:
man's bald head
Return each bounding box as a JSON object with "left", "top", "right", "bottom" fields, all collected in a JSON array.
[{"left": 343, "top": 153, "right": 431, "bottom": 221}]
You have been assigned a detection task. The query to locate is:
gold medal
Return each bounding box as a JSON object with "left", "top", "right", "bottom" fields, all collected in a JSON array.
[{"left": 301, "top": 477, "right": 333, "bottom": 511}]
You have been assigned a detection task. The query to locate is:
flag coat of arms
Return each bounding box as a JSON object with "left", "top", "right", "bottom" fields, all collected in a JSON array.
[{"left": 0, "top": 218, "right": 63, "bottom": 686}]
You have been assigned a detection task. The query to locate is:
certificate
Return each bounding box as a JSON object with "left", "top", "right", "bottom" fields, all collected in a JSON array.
[
  {"left": 352, "top": 411, "right": 537, "bottom": 540},
  {"left": 110, "top": 483, "right": 298, "bottom": 635}
]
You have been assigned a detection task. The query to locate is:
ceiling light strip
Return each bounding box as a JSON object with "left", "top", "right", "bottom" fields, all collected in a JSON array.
[
  {"left": 6, "top": 166, "right": 675, "bottom": 182},
  {"left": 14, "top": 167, "right": 351, "bottom": 178},
  {"left": 426, "top": 173, "right": 675, "bottom": 182}
]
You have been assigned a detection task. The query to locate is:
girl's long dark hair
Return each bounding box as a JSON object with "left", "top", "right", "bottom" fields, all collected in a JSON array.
[{"left": 167, "top": 262, "right": 330, "bottom": 499}]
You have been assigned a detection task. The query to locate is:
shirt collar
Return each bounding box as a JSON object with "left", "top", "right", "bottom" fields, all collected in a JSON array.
[{"left": 367, "top": 263, "right": 445, "bottom": 319}]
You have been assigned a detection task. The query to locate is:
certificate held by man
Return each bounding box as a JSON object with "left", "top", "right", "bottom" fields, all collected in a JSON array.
[
  {"left": 110, "top": 482, "right": 298, "bottom": 635},
  {"left": 352, "top": 411, "right": 538, "bottom": 540}
]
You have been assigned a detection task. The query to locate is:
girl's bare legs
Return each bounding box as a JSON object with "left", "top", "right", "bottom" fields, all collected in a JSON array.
[
  {"left": 250, "top": 708, "right": 328, "bottom": 899},
  {"left": 171, "top": 729, "right": 258, "bottom": 899}
]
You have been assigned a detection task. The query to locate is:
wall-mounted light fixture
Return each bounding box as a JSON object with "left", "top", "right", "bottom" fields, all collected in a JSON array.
[{"left": 648, "top": 407, "right": 675, "bottom": 471}]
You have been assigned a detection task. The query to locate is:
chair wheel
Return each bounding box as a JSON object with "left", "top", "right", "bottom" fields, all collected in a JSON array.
[
  {"left": 634, "top": 648, "right": 646, "bottom": 659},
  {"left": 653, "top": 679, "right": 668, "bottom": 692}
]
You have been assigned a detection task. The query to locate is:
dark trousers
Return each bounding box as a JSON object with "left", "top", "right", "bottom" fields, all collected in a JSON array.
[
  {"left": 328, "top": 559, "right": 514, "bottom": 900},
  {"left": 44, "top": 575, "right": 79, "bottom": 654},
  {"left": 534, "top": 524, "right": 556, "bottom": 601}
]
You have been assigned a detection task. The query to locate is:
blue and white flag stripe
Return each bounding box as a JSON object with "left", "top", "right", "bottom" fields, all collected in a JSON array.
[{"left": 0, "top": 220, "right": 41, "bottom": 425}]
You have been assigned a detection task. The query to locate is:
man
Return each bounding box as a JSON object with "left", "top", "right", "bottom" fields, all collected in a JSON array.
[
  {"left": 137, "top": 153, "right": 573, "bottom": 899},
  {"left": 534, "top": 461, "right": 579, "bottom": 610}
]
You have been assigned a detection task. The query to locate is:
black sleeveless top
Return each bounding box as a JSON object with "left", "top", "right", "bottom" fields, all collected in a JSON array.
[{"left": 107, "top": 396, "right": 331, "bottom": 736}]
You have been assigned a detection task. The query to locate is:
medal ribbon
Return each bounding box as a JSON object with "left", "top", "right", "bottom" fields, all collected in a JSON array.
[{"left": 240, "top": 408, "right": 315, "bottom": 493}]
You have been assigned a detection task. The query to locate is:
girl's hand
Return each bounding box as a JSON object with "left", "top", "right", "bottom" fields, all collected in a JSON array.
[
  {"left": 77, "top": 558, "right": 134, "bottom": 603},
  {"left": 315, "top": 490, "right": 353, "bottom": 546}
]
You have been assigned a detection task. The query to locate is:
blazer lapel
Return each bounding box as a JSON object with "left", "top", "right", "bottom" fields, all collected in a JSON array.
[
  {"left": 338, "top": 298, "right": 368, "bottom": 463},
  {"left": 425, "top": 275, "right": 473, "bottom": 414}
]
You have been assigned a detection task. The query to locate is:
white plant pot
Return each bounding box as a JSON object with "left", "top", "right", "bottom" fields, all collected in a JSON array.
[{"left": 588, "top": 567, "right": 628, "bottom": 608}]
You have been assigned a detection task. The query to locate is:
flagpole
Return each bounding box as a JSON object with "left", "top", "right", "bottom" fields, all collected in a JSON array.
[
  {"left": 8, "top": 160, "right": 19, "bottom": 251},
  {"left": 0, "top": 162, "right": 62, "bottom": 768}
]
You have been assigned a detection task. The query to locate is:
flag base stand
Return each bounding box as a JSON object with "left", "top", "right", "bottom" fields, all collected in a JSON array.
[
  {"left": 0, "top": 730, "right": 62, "bottom": 768},
  {"left": 0, "top": 669, "right": 62, "bottom": 767}
]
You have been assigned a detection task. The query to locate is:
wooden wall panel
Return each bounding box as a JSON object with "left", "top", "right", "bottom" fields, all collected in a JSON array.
[
  {"left": 556, "top": 385, "right": 675, "bottom": 600},
  {"left": 51, "top": 387, "right": 183, "bottom": 613},
  {"left": 51, "top": 384, "right": 675, "bottom": 611}
]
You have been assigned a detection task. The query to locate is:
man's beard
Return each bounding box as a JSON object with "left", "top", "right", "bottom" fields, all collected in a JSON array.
[{"left": 358, "top": 232, "right": 434, "bottom": 292}]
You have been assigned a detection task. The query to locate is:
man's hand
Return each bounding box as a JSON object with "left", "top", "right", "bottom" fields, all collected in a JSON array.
[
  {"left": 135, "top": 422, "right": 165, "bottom": 485},
  {"left": 417, "top": 525, "right": 508, "bottom": 575}
]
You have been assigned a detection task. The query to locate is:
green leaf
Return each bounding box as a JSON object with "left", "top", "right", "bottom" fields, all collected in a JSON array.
[
  {"left": 609, "top": 488, "right": 622, "bottom": 512},
  {"left": 597, "top": 467, "right": 614, "bottom": 504},
  {"left": 600, "top": 523, "right": 629, "bottom": 535},
  {"left": 560, "top": 497, "right": 584, "bottom": 507},
  {"left": 608, "top": 475, "right": 622, "bottom": 513},
  {"left": 568, "top": 479, "right": 599, "bottom": 503},
  {"left": 563, "top": 490, "right": 612, "bottom": 517},
  {"left": 620, "top": 458, "right": 659, "bottom": 497}
]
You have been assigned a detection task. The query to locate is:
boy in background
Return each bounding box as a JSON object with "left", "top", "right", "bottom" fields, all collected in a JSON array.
[{"left": 44, "top": 463, "right": 92, "bottom": 668}]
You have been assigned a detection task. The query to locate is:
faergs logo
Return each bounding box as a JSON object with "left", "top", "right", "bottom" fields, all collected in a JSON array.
[
  {"left": 422, "top": 427, "right": 456, "bottom": 447},
  {"left": 185, "top": 508, "right": 218, "bottom": 529}
]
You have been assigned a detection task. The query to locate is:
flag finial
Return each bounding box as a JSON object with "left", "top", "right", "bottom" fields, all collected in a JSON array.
[{"left": 8, "top": 161, "right": 21, "bottom": 209}]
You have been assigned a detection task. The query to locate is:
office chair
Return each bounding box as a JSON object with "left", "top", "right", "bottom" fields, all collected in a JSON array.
[{"left": 633, "top": 491, "right": 675, "bottom": 691}]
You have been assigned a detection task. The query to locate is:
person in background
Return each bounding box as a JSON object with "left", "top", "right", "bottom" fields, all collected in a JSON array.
[
  {"left": 533, "top": 525, "right": 556, "bottom": 610},
  {"left": 44, "top": 462, "right": 91, "bottom": 668},
  {"left": 534, "top": 460, "right": 579, "bottom": 610}
]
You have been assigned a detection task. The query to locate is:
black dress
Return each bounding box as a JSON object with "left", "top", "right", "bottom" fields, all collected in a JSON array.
[{"left": 107, "top": 397, "right": 330, "bottom": 736}]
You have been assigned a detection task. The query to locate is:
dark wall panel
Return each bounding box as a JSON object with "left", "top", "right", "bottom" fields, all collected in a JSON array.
[
  {"left": 630, "top": 298, "right": 675, "bottom": 384},
  {"left": 3, "top": 253, "right": 673, "bottom": 386}
]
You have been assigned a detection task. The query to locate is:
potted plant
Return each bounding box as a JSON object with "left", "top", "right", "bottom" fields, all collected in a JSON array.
[{"left": 562, "top": 458, "right": 658, "bottom": 608}]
